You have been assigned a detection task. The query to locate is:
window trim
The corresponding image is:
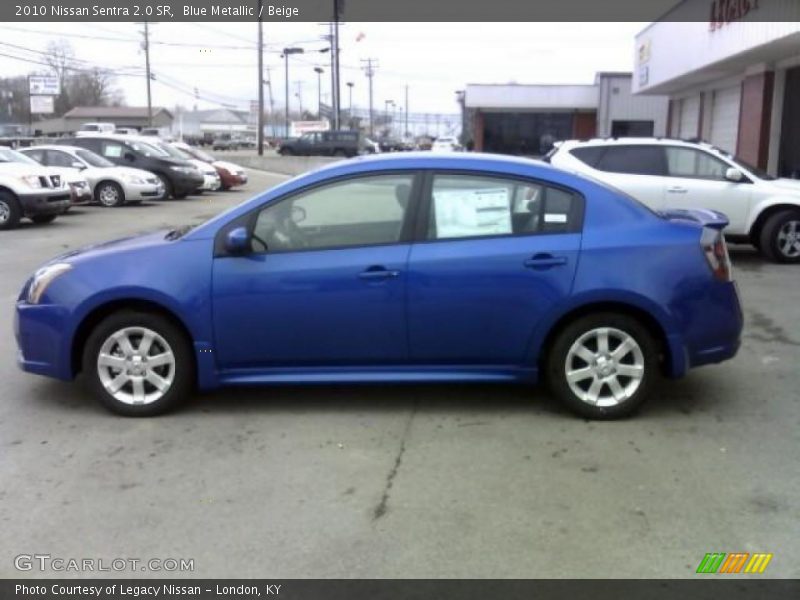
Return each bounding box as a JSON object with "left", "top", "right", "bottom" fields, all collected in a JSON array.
[
  {"left": 213, "top": 169, "right": 425, "bottom": 258},
  {"left": 413, "top": 169, "right": 585, "bottom": 246}
]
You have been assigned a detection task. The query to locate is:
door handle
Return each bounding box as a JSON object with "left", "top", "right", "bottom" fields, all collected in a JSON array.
[
  {"left": 667, "top": 186, "right": 688, "bottom": 193},
  {"left": 524, "top": 254, "right": 568, "bottom": 269},
  {"left": 358, "top": 266, "right": 400, "bottom": 280}
]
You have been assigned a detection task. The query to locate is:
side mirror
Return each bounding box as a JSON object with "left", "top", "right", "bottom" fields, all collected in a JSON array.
[
  {"left": 225, "top": 226, "right": 251, "bottom": 254},
  {"left": 725, "top": 167, "right": 744, "bottom": 182},
  {"left": 123, "top": 152, "right": 136, "bottom": 162},
  {"left": 71, "top": 161, "right": 86, "bottom": 170}
]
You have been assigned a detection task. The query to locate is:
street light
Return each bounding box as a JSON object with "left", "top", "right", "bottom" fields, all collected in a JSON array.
[
  {"left": 281, "top": 47, "right": 304, "bottom": 137},
  {"left": 346, "top": 82, "right": 354, "bottom": 124},
  {"left": 314, "top": 66, "right": 324, "bottom": 118}
]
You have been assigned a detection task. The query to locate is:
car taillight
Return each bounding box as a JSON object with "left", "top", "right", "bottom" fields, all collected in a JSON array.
[{"left": 701, "top": 228, "right": 732, "bottom": 281}]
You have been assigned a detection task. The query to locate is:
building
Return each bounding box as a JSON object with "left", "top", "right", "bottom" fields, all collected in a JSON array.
[
  {"left": 34, "top": 106, "right": 173, "bottom": 135},
  {"left": 170, "top": 108, "right": 254, "bottom": 139},
  {"left": 634, "top": 0, "right": 800, "bottom": 176},
  {"left": 464, "top": 72, "right": 669, "bottom": 155}
]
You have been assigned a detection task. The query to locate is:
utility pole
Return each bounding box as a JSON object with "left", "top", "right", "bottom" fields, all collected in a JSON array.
[
  {"left": 346, "top": 81, "right": 354, "bottom": 126},
  {"left": 265, "top": 66, "right": 274, "bottom": 139},
  {"left": 332, "top": 0, "right": 343, "bottom": 129},
  {"left": 361, "top": 58, "right": 377, "bottom": 137},
  {"left": 142, "top": 22, "right": 153, "bottom": 127},
  {"left": 314, "top": 66, "right": 324, "bottom": 118},
  {"left": 282, "top": 47, "right": 304, "bottom": 138},
  {"left": 295, "top": 81, "right": 304, "bottom": 116},
  {"left": 257, "top": 0, "right": 264, "bottom": 155},
  {"left": 404, "top": 85, "right": 409, "bottom": 139}
]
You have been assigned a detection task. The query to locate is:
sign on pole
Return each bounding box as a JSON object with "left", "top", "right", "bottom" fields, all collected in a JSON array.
[
  {"left": 30, "top": 95, "right": 54, "bottom": 114},
  {"left": 29, "top": 76, "right": 60, "bottom": 96}
]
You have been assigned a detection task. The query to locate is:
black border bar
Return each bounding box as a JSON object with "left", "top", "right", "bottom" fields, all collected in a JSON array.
[
  {"left": 3, "top": 579, "right": 800, "bottom": 600},
  {"left": 5, "top": 0, "right": 800, "bottom": 22}
]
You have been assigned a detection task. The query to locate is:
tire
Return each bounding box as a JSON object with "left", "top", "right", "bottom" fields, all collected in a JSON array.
[
  {"left": 546, "top": 312, "right": 659, "bottom": 420},
  {"left": 82, "top": 310, "right": 194, "bottom": 417},
  {"left": 0, "top": 190, "right": 22, "bottom": 230},
  {"left": 94, "top": 181, "right": 125, "bottom": 207},
  {"left": 31, "top": 214, "right": 57, "bottom": 224},
  {"left": 758, "top": 209, "right": 800, "bottom": 263},
  {"left": 156, "top": 173, "right": 174, "bottom": 200}
]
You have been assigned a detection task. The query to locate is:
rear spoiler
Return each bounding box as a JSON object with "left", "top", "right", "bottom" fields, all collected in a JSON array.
[{"left": 658, "top": 208, "right": 729, "bottom": 231}]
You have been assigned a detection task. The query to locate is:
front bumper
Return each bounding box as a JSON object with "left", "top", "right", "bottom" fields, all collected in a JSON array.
[
  {"left": 18, "top": 191, "right": 72, "bottom": 217},
  {"left": 172, "top": 172, "right": 204, "bottom": 196},
  {"left": 124, "top": 181, "right": 165, "bottom": 201},
  {"left": 15, "top": 300, "right": 73, "bottom": 381},
  {"left": 202, "top": 173, "right": 222, "bottom": 191},
  {"left": 69, "top": 184, "right": 93, "bottom": 205},
  {"left": 219, "top": 170, "right": 247, "bottom": 188}
]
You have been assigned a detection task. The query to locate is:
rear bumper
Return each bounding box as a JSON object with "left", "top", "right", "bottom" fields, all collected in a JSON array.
[{"left": 671, "top": 280, "right": 743, "bottom": 377}]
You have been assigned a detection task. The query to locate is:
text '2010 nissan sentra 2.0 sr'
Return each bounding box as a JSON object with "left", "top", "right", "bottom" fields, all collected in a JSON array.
[{"left": 15, "top": 153, "right": 743, "bottom": 419}]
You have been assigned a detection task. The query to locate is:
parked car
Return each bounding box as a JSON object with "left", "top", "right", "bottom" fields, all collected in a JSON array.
[
  {"left": 76, "top": 122, "right": 116, "bottom": 136},
  {"left": 431, "top": 136, "right": 462, "bottom": 152},
  {"left": 548, "top": 138, "right": 800, "bottom": 263},
  {"left": 55, "top": 136, "right": 203, "bottom": 200},
  {"left": 278, "top": 130, "right": 364, "bottom": 157},
  {"left": 144, "top": 139, "right": 221, "bottom": 192},
  {"left": 2, "top": 146, "right": 92, "bottom": 207},
  {"left": 171, "top": 142, "right": 248, "bottom": 190},
  {"left": 21, "top": 145, "right": 164, "bottom": 207},
  {"left": 0, "top": 154, "right": 71, "bottom": 230},
  {"left": 15, "top": 152, "right": 742, "bottom": 418},
  {"left": 113, "top": 128, "right": 138, "bottom": 136},
  {"left": 211, "top": 137, "right": 239, "bottom": 151}
]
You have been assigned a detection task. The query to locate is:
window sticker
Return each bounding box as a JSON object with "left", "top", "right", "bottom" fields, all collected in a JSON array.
[
  {"left": 544, "top": 213, "right": 568, "bottom": 223},
  {"left": 104, "top": 145, "right": 122, "bottom": 158},
  {"left": 434, "top": 187, "right": 511, "bottom": 238}
]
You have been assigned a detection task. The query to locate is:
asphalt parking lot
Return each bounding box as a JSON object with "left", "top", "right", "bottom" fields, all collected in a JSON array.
[{"left": 0, "top": 166, "right": 798, "bottom": 579}]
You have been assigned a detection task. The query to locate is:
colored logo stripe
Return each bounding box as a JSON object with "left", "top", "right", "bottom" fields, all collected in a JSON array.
[
  {"left": 744, "top": 553, "right": 773, "bottom": 574},
  {"left": 696, "top": 552, "right": 773, "bottom": 574}
]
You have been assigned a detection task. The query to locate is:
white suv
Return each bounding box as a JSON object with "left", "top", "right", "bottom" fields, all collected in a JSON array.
[{"left": 548, "top": 138, "right": 800, "bottom": 263}]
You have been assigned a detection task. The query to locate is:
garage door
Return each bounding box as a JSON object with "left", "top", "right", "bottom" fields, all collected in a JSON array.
[
  {"left": 709, "top": 85, "right": 742, "bottom": 153},
  {"left": 678, "top": 95, "right": 701, "bottom": 139}
]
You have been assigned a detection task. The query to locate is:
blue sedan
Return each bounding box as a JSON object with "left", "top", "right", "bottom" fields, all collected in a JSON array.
[{"left": 14, "top": 153, "right": 743, "bottom": 419}]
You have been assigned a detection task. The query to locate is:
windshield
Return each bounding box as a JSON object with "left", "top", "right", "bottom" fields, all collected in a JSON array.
[
  {"left": 75, "top": 148, "right": 114, "bottom": 168},
  {"left": 0, "top": 147, "right": 38, "bottom": 164},
  {"left": 156, "top": 143, "right": 191, "bottom": 160},
  {"left": 129, "top": 141, "right": 169, "bottom": 157},
  {"left": 187, "top": 146, "right": 215, "bottom": 162}
]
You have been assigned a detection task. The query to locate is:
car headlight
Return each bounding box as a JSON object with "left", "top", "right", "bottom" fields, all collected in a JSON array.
[
  {"left": 27, "top": 263, "right": 72, "bottom": 304},
  {"left": 19, "top": 175, "right": 43, "bottom": 189},
  {"left": 121, "top": 174, "right": 145, "bottom": 184}
]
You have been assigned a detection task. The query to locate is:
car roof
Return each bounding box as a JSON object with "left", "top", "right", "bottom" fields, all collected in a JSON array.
[
  {"left": 557, "top": 137, "right": 714, "bottom": 149},
  {"left": 22, "top": 145, "right": 81, "bottom": 153}
]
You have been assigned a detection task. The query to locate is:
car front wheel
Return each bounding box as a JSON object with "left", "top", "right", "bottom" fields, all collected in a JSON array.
[
  {"left": 759, "top": 209, "right": 800, "bottom": 263},
  {"left": 546, "top": 313, "right": 658, "bottom": 419},
  {"left": 95, "top": 181, "right": 125, "bottom": 207},
  {"left": 83, "top": 311, "right": 194, "bottom": 416}
]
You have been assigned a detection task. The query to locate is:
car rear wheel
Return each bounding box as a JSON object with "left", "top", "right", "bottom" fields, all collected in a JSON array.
[
  {"left": 759, "top": 209, "right": 800, "bottom": 263},
  {"left": 0, "top": 192, "right": 22, "bottom": 230},
  {"left": 95, "top": 181, "right": 125, "bottom": 207},
  {"left": 546, "top": 313, "right": 658, "bottom": 419},
  {"left": 31, "top": 214, "right": 57, "bottom": 224},
  {"left": 83, "top": 311, "right": 194, "bottom": 416}
]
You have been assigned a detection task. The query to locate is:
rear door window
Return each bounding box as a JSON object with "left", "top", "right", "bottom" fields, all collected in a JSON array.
[{"left": 595, "top": 145, "right": 667, "bottom": 176}]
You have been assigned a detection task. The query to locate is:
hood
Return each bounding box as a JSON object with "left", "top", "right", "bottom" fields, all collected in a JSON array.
[
  {"left": 48, "top": 229, "right": 178, "bottom": 266},
  {"left": 213, "top": 160, "right": 244, "bottom": 173},
  {"left": 766, "top": 178, "right": 800, "bottom": 194},
  {"left": 0, "top": 161, "right": 56, "bottom": 177},
  {"left": 187, "top": 158, "right": 217, "bottom": 175}
]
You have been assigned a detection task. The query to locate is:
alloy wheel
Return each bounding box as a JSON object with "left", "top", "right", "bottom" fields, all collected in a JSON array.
[
  {"left": 777, "top": 220, "right": 800, "bottom": 258},
  {"left": 564, "top": 327, "right": 645, "bottom": 407},
  {"left": 96, "top": 326, "right": 176, "bottom": 405},
  {"left": 99, "top": 185, "right": 119, "bottom": 207},
  {"left": 0, "top": 200, "right": 9, "bottom": 223}
]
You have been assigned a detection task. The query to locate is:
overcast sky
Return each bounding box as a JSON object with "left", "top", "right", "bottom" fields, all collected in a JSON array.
[{"left": 0, "top": 22, "right": 646, "bottom": 115}]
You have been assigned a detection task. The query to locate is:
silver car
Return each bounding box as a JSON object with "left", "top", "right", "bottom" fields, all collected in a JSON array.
[{"left": 21, "top": 145, "right": 164, "bottom": 207}]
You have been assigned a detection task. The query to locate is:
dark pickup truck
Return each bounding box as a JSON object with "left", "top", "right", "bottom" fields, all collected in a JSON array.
[{"left": 278, "top": 130, "right": 364, "bottom": 158}]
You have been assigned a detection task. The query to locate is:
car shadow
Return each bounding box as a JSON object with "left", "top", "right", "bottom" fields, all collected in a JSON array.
[{"left": 26, "top": 373, "right": 731, "bottom": 421}]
